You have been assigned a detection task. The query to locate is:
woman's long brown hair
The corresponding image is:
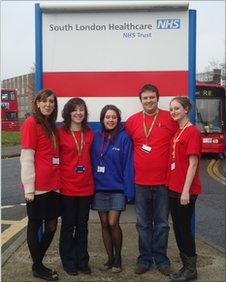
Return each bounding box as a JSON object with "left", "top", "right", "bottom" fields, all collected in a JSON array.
[{"left": 33, "top": 88, "right": 58, "bottom": 136}]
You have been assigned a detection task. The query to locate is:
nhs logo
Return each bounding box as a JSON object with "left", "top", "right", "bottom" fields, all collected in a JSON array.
[{"left": 157, "top": 19, "right": 180, "bottom": 29}]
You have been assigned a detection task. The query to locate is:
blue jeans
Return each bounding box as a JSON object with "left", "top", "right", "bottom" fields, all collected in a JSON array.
[{"left": 135, "top": 185, "right": 170, "bottom": 269}]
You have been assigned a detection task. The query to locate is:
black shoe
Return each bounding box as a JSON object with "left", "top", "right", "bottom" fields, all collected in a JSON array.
[
  {"left": 170, "top": 253, "right": 197, "bottom": 282},
  {"left": 32, "top": 265, "right": 58, "bottom": 281},
  {"left": 63, "top": 267, "right": 78, "bottom": 276},
  {"left": 78, "top": 265, "right": 91, "bottom": 274},
  {"left": 32, "top": 264, "right": 57, "bottom": 276}
]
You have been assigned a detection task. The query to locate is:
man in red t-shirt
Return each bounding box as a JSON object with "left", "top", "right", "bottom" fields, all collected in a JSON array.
[{"left": 125, "top": 84, "right": 177, "bottom": 276}]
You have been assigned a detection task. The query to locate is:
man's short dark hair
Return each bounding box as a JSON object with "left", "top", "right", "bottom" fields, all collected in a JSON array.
[{"left": 139, "top": 84, "right": 159, "bottom": 101}]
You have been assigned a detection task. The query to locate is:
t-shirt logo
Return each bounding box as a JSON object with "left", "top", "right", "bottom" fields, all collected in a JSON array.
[{"left": 112, "top": 147, "right": 120, "bottom": 151}]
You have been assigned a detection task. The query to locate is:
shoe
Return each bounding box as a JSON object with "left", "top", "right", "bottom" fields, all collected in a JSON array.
[
  {"left": 170, "top": 253, "right": 197, "bottom": 282},
  {"left": 100, "top": 260, "right": 114, "bottom": 271},
  {"left": 134, "top": 265, "right": 149, "bottom": 274},
  {"left": 111, "top": 256, "right": 122, "bottom": 273},
  {"left": 32, "top": 264, "right": 57, "bottom": 276},
  {"left": 32, "top": 266, "right": 59, "bottom": 281},
  {"left": 78, "top": 265, "right": 91, "bottom": 274},
  {"left": 112, "top": 266, "right": 122, "bottom": 273},
  {"left": 159, "top": 266, "right": 172, "bottom": 276},
  {"left": 63, "top": 267, "right": 78, "bottom": 276}
]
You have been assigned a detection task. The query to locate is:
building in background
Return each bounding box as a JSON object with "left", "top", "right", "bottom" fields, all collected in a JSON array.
[
  {"left": 220, "top": 63, "right": 226, "bottom": 86},
  {"left": 1, "top": 73, "right": 34, "bottom": 121},
  {"left": 196, "top": 64, "right": 226, "bottom": 86}
]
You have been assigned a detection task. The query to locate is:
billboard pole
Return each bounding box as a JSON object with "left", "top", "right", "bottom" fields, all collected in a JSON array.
[
  {"left": 189, "top": 9, "right": 196, "bottom": 124},
  {"left": 189, "top": 9, "right": 197, "bottom": 237},
  {"left": 35, "top": 4, "right": 43, "bottom": 92}
]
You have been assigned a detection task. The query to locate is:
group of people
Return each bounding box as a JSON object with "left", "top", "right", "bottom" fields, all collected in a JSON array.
[{"left": 20, "top": 84, "right": 202, "bottom": 282}]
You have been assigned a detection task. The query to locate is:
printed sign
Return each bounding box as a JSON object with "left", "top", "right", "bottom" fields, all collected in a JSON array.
[{"left": 37, "top": 3, "right": 192, "bottom": 122}]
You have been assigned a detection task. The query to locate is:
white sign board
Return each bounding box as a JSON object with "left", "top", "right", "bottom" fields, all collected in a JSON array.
[{"left": 36, "top": 1, "right": 193, "bottom": 123}]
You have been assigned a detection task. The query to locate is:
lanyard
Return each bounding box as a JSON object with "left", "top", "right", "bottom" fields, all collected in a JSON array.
[
  {"left": 99, "top": 133, "right": 110, "bottom": 163},
  {"left": 142, "top": 110, "right": 159, "bottom": 143},
  {"left": 172, "top": 121, "right": 190, "bottom": 159},
  {"left": 51, "top": 131, "right": 57, "bottom": 153},
  {"left": 70, "top": 129, "right": 84, "bottom": 157}
]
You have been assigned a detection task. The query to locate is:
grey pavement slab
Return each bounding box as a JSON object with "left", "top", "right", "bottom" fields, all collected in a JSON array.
[
  {"left": 2, "top": 208, "right": 226, "bottom": 282},
  {"left": 1, "top": 145, "right": 21, "bottom": 158}
]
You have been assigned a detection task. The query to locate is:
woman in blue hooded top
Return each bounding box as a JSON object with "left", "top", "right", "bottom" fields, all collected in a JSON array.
[{"left": 91, "top": 104, "right": 134, "bottom": 273}]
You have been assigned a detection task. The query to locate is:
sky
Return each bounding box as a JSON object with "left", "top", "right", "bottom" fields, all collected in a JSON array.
[{"left": 1, "top": 0, "right": 225, "bottom": 80}]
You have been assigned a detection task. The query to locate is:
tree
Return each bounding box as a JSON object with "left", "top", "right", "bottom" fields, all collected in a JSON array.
[{"left": 204, "top": 58, "right": 220, "bottom": 72}]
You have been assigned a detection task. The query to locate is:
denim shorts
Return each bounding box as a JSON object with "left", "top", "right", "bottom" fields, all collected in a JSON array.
[{"left": 92, "top": 192, "right": 126, "bottom": 211}]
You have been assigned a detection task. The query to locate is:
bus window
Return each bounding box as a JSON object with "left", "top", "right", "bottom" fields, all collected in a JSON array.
[
  {"left": 1, "top": 102, "right": 9, "bottom": 109},
  {"left": 1, "top": 93, "right": 9, "bottom": 101},
  {"left": 196, "top": 98, "right": 222, "bottom": 133},
  {"left": 5, "top": 112, "right": 18, "bottom": 121},
  {"left": 10, "top": 93, "right": 16, "bottom": 100},
  {"left": 1, "top": 91, "right": 16, "bottom": 100}
]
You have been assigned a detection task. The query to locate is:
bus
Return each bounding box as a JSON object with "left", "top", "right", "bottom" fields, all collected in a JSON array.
[
  {"left": 1, "top": 88, "right": 20, "bottom": 131},
  {"left": 195, "top": 83, "right": 225, "bottom": 155}
]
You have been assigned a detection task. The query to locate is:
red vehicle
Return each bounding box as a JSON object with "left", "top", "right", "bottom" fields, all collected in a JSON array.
[
  {"left": 196, "top": 83, "right": 225, "bottom": 155},
  {"left": 1, "top": 88, "right": 20, "bottom": 131}
]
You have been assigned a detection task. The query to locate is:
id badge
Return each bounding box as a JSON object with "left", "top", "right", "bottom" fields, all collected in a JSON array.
[
  {"left": 52, "top": 157, "right": 60, "bottom": 165},
  {"left": 171, "top": 162, "right": 176, "bottom": 171},
  {"left": 141, "top": 144, "right": 152, "bottom": 153},
  {"left": 97, "top": 166, "right": 105, "bottom": 173},
  {"left": 75, "top": 165, "right": 85, "bottom": 173}
]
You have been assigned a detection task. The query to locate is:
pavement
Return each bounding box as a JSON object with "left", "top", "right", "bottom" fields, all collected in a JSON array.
[
  {"left": 1, "top": 146, "right": 226, "bottom": 281},
  {"left": 2, "top": 209, "right": 226, "bottom": 282},
  {"left": 1, "top": 145, "right": 21, "bottom": 158}
]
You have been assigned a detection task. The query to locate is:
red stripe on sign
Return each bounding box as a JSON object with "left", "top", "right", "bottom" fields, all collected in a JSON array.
[{"left": 43, "top": 71, "right": 188, "bottom": 97}]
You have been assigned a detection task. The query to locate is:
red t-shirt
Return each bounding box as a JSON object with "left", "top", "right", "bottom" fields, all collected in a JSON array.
[
  {"left": 21, "top": 116, "right": 60, "bottom": 191},
  {"left": 125, "top": 110, "right": 178, "bottom": 185},
  {"left": 167, "top": 125, "right": 202, "bottom": 195},
  {"left": 58, "top": 126, "right": 94, "bottom": 196}
]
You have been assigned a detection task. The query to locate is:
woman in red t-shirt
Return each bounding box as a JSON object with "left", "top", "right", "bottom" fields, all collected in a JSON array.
[
  {"left": 20, "top": 89, "right": 60, "bottom": 281},
  {"left": 167, "top": 96, "right": 202, "bottom": 282},
  {"left": 58, "top": 98, "right": 94, "bottom": 276}
]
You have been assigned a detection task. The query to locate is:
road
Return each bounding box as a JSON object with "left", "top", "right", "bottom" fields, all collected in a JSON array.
[
  {"left": 196, "top": 158, "right": 225, "bottom": 250},
  {"left": 1, "top": 157, "right": 26, "bottom": 256},
  {"left": 2, "top": 157, "right": 24, "bottom": 205},
  {"left": 1, "top": 157, "right": 225, "bottom": 251}
]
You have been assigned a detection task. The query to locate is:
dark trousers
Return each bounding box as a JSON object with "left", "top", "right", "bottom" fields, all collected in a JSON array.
[
  {"left": 27, "top": 218, "right": 57, "bottom": 267},
  {"left": 59, "top": 195, "right": 92, "bottom": 270},
  {"left": 169, "top": 196, "right": 197, "bottom": 257}
]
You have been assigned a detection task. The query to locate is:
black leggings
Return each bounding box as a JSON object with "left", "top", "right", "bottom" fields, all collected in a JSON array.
[
  {"left": 27, "top": 218, "right": 58, "bottom": 267},
  {"left": 169, "top": 196, "right": 197, "bottom": 257}
]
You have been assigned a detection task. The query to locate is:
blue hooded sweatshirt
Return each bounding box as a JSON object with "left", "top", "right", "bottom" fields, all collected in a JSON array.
[{"left": 91, "top": 124, "right": 135, "bottom": 201}]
